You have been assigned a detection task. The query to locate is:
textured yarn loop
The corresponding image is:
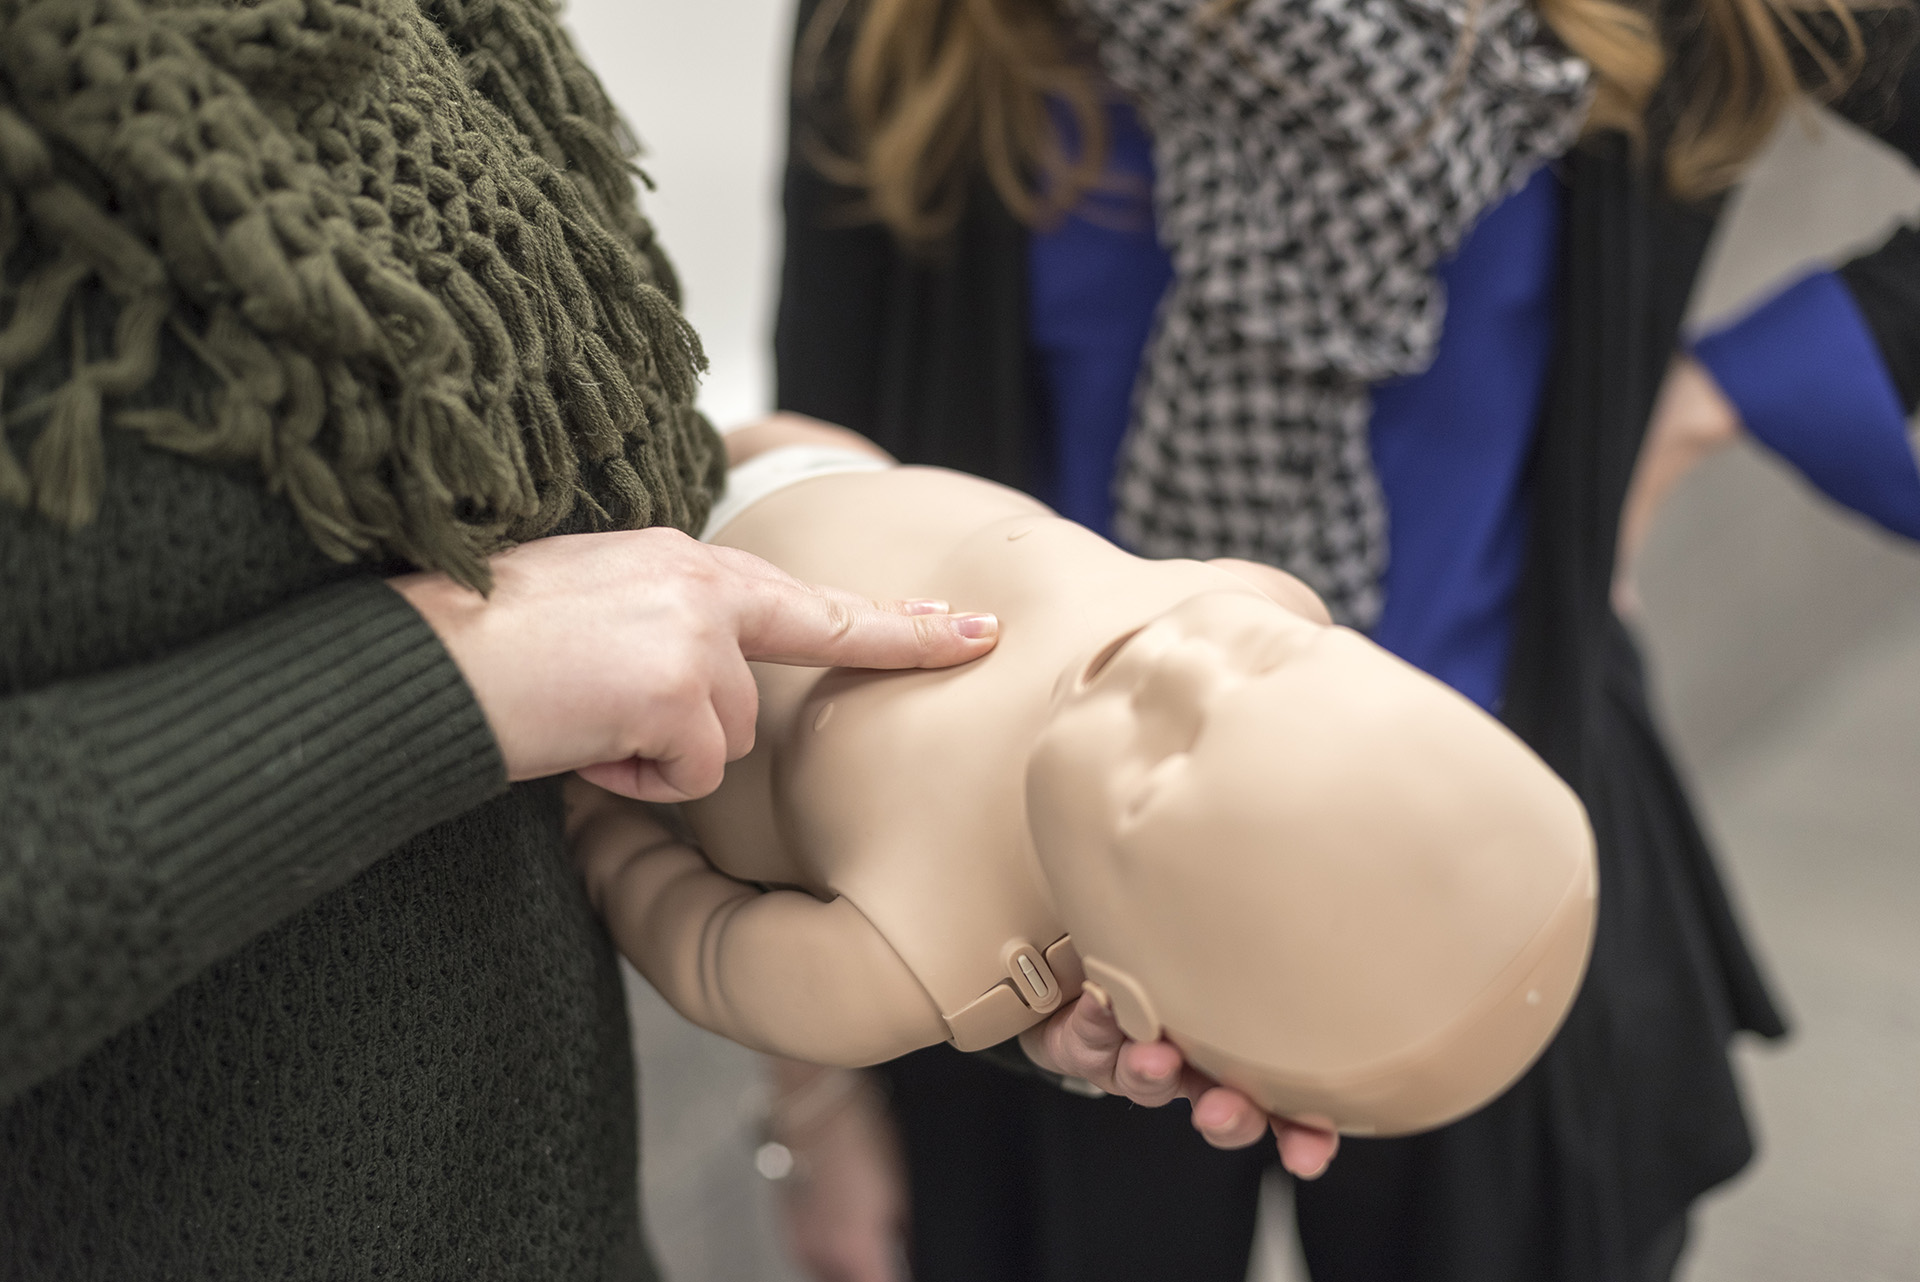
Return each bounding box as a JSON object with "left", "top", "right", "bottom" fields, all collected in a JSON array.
[{"left": 0, "top": 0, "right": 721, "bottom": 588}]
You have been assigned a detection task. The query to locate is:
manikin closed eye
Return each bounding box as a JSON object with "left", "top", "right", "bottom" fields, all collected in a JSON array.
[{"left": 1081, "top": 626, "right": 1144, "bottom": 685}]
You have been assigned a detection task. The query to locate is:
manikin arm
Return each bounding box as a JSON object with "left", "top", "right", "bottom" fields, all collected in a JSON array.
[{"left": 565, "top": 779, "right": 949, "bottom": 1066}]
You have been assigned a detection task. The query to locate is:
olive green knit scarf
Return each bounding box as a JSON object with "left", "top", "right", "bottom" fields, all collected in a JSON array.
[{"left": 0, "top": 0, "right": 723, "bottom": 588}]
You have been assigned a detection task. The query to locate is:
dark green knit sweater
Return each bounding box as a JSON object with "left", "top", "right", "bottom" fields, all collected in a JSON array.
[{"left": 0, "top": 280, "right": 685, "bottom": 1279}]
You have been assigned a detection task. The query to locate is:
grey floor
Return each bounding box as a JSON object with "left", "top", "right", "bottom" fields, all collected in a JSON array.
[{"left": 574, "top": 6, "right": 1920, "bottom": 1277}]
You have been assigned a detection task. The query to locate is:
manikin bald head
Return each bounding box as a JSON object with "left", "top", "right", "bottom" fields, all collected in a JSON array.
[{"left": 1026, "top": 590, "right": 1596, "bottom": 1135}]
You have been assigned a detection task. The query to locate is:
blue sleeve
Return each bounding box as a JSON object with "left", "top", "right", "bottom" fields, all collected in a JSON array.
[{"left": 1691, "top": 270, "right": 1920, "bottom": 541}]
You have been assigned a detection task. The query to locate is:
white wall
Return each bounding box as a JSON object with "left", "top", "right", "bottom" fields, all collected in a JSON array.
[{"left": 564, "top": 0, "right": 794, "bottom": 428}]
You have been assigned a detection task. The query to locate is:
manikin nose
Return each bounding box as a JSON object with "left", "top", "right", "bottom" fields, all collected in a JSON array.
[{"left": 1130, "top": 643, "right": 1214, "bottom": 756}]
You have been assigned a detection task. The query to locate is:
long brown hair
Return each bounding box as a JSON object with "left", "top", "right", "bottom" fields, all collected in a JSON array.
[
  {"left": 806, "top": 0, "right": 1875, "bottom": 246},
  {"left": 798, "top": 0, "right": 1111, "bottom": 244}
]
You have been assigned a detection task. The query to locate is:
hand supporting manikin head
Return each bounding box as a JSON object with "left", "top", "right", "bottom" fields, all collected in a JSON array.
[
  {"left": 576, "top": 433, "right": 1597, "bottom": 1140},
  {"left": 1028, "top": 590, "right": 1595, "bottom": 1135}
]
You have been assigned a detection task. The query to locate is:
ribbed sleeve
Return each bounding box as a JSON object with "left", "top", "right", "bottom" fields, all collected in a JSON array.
[{"left": 0, "top": 576, "right": 506, "bottom": 1104}]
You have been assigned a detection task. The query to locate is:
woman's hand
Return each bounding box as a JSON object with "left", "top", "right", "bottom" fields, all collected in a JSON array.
[
  {"left": 392, "top": 528, "right": 996, "bottom": 801},
  {"left": 764, "top": 1060, "right": 909, "bottom": 1282},
  {"left": 1615, "top": 355, "right": 1744, "bottom": 615},
  {"left": 1020, "top": 993, "right": 1341, "bottom": 1180}
]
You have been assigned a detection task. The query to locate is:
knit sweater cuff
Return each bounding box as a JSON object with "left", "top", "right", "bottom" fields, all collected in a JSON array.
[{"left": 67, "top": 576, "right": 506, "bottom": 950}]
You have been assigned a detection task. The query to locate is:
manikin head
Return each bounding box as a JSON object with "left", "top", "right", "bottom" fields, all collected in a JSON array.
[{"left": 1025, "top": 588, "right": 1596, "bottom": 1136}]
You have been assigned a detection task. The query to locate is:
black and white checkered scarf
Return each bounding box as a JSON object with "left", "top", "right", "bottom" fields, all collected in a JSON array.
[{"left": 1076, "top": 0, "right": 1590, "bottom": 625}]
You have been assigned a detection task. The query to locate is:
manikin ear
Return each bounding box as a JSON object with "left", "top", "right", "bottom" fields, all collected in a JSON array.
[{"left": 1205, "top": 558, "right": 1334, "bottom": 626}]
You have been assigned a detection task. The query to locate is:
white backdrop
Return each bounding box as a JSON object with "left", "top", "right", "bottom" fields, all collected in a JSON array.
[{"left": 566, "top": 0, "right": 794, "bottom": 428}]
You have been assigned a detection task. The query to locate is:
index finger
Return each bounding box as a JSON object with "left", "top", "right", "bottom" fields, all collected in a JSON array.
[{"left": 721, "top": 551, "right": 999, "bottom": 670}]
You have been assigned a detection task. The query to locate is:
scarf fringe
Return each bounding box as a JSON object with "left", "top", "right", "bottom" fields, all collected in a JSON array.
[{"left": 0, "top": 0, "right": 718, "bottom": 590}]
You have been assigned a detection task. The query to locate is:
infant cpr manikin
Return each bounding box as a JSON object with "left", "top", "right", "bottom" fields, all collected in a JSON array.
[{"left": 570, "top": 442, "right": 1597, "bottom": 1137}]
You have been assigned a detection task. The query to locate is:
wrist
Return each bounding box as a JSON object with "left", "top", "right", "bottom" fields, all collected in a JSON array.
[
  {"left": 1668, "top": 356, "right": 1743, "bottom": 455},
  {"left": 387, "top": 569, "right": 491, "bottom": 675},
  {"left": 767, "top": 1066, "right": 871, "bottom": 1142},
  {"left": 388, "top": 564, "right": 607, "bottom": 783},
  {"left": 754, "top": 1066, "right": 883, "bottom": 1184},
  {"left": 387, "top": 570, "right": 523, "bottom": 764}
]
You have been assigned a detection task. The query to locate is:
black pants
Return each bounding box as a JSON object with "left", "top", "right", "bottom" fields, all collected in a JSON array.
[
  {"left": 881, "top": 1045, "right": 1692, "bottom": 1282},
  {"left": 882, "top": 1044, "right": 1266, "bottom": 1282}
]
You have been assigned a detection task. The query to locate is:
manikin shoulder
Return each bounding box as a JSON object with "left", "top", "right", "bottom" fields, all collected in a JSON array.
[{"left": 711, "top": 466, "right": 1103, "bottom": 602}]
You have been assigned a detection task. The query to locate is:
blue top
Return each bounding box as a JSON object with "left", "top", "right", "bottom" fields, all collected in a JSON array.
[
  {"left": 1028, "top": 101, "right": 1920, "bottom": 709},
  {"left": 1027, "top": 102, "right": 1172, "bottom": 531},
  {"left": 1692, "top": 271, "right": 1920, "bottom": 542}
]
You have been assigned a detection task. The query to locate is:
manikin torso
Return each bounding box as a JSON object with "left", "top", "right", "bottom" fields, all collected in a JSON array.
[{"left": 683, "top": 468, "right": 1227, "bottom": 1049}]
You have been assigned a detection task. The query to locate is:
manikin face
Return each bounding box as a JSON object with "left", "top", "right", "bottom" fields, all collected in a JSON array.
[
  {"left": 1033, "top": 588, "right": 1369, "bottom": 842},
  {"left": 1024, "top": 588, "right": 1596, "bottom": 1133}
]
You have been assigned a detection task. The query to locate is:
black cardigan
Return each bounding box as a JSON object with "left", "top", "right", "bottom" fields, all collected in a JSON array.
[{"left": 774, "top": 7, "right": 1920, "bottom": 1278}]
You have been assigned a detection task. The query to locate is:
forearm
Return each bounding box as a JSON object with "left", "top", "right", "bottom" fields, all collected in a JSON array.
[
  {"left": 591, "top": 842, "right": 872, "bottom": 1063},
  {"left": 582, "top": 824, "right": 767, "bottom": 1039},
  {"left": 572, "top": 791, "right": 944, "bottom": 1065},
  {"left": 0, "top": 577, "right": 505, "bottom": 1104}
]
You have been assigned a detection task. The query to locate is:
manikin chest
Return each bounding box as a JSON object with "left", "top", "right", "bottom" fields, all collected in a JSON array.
[
  {"left": 681, "top": 469, "right": 1212, "bottom": 1046},
  {"left": 684, "top": 614, "right": 1081, "bottom": 1048}
]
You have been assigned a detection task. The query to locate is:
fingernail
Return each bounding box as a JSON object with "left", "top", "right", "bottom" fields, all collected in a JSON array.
[
  {"left": 902, "top": 599, "right": 949, "bottom": 615},
  {"left": 952, "top": 613, "right": 998, "bottom": 639}
]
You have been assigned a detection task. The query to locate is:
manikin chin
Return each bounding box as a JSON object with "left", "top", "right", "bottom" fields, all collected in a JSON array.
[{"left": 573, "top": 449, "right": 1596, "bottom": 1138}]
